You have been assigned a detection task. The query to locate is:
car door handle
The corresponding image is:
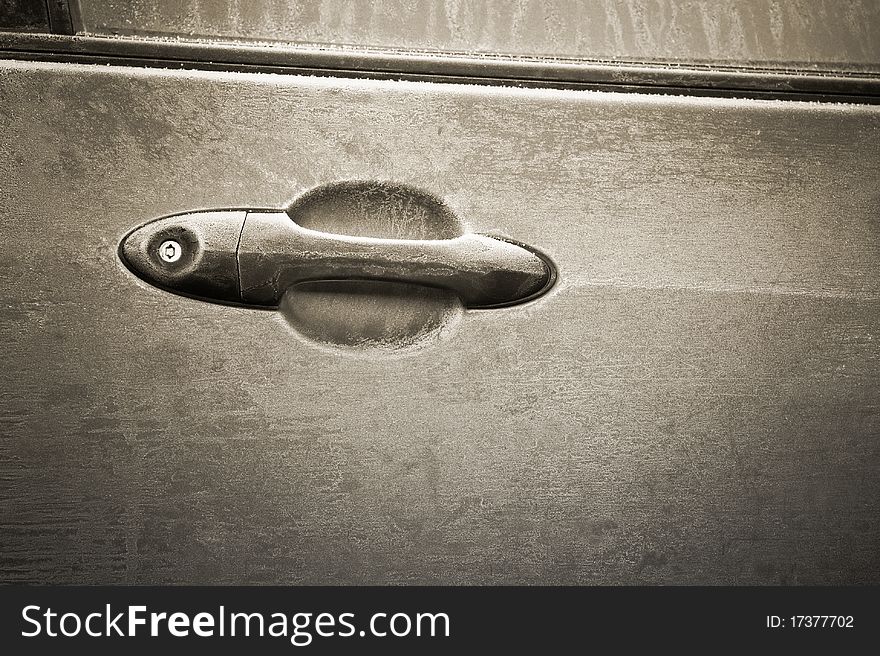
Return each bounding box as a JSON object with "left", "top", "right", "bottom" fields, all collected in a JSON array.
[{"left": 120, "top": 209, "right": 555, "bottom": 309}]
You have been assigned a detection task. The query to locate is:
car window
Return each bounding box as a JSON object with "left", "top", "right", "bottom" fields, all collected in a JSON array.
[{"left": 73, "top": 0, "right": 880, "bottom": 73}]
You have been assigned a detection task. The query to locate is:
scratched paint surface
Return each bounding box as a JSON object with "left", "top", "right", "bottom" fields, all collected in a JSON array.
[
  {"left": 0, "top": 60, "right": 879, "bottom": 583},
  {"left": 76, "top": 0, "right": 880, "bottom": 71}
]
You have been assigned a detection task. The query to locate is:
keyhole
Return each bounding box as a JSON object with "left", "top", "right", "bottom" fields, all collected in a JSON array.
[{"left": 158, "top": 239, "right": 182, "bottom": 263}]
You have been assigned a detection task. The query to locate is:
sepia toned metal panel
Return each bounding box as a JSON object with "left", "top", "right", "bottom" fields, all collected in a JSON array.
[{"left": 0, "top": 59, "right": 878, "bottom": 583}]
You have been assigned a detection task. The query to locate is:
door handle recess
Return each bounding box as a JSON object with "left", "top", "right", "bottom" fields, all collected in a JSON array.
[{"left": 120, "top": 209, "right": 556, "bottom": 309}]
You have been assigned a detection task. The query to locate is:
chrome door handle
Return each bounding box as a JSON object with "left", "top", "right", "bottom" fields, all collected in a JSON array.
[{"left": 120, "top": 209, "right": 555, "bottom": 309}]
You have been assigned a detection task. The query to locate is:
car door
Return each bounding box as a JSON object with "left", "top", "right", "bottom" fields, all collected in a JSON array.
[{"left": 2, "top": 1, "right": 879, "bottom": 585}]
